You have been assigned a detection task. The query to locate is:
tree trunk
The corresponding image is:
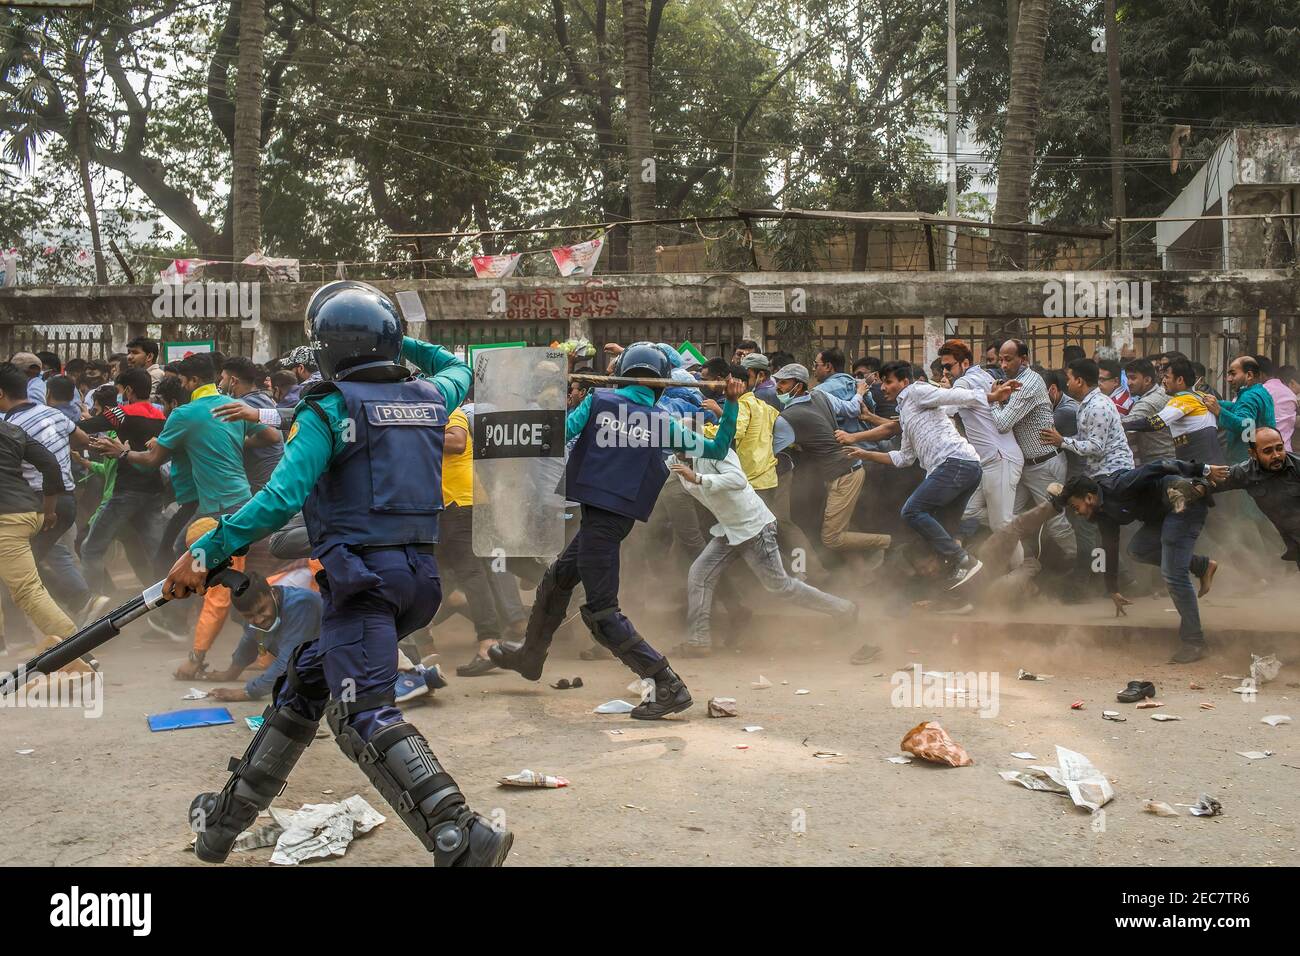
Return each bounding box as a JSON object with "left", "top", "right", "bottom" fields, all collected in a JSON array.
[
  {"left": 991, "top": 0, "right": 1048, "bottom": 273},
  {"left": 71, "top": 60, "right": 108, "bottom": 284},
  {"left": 1105, "top": 0, "right": 1125, "bottom": 265},
  {"left": 232, "top": 0, "right": 266, "bottom": 274},
  {"left": 623, "top": 0, "right": 656, "bottom": 273}
]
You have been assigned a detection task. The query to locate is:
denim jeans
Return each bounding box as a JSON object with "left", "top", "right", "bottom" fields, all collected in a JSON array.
[
  {"left": 687, "top": 522, "right": 854, "bottom": 646},
  {"left": 79, "top": 489, "right": 166, "bottom": 595},
  {"left": 32, "top": 494, "right": 89, "bottom": 613},
  {"left": 900, "top": 457, "right": 983, "bottom": 561},
  {"left": 1127, "top": 493, "right": 1210, "bottom": 645}
]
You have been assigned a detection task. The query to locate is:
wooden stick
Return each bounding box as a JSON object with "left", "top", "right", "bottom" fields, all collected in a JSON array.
[{"left": 567, "top": 373, "right": 715, "bottom": 389}]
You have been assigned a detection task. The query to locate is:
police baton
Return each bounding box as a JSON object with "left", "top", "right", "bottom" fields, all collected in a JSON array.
[
  {"left": 568, "top": 373, "right": 717, "bottom": 389},
  {"left": 0, "top": 564, "right": 250, "bottom": 699}
]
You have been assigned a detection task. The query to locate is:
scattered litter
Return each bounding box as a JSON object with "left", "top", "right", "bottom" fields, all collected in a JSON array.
[
  {"left": 1102, "top": 711, "right": 1126, "bottom": 722},
  {"left": 1235, "top": 751, "right": 1273, "bottom": 760},
  {"left": 181, "top": 687, "right": 209, "bottom": 700},
  {"left": 1199, "top": 702, "right": 1215, "bottom": 710},
  {"left": 900, "top": 721, "right": 973, "bottom": 767},
  {"left": 593, "top": 700, "right": 635, "bottom": 714},
  {"left": 320, "top": 789, "right": 333, "bottom": 795},
  {"left": 550, "top": 677, "right": 584, "bottom": 690},
  {"left": 1189, "top": 681, "right": 1204, "bottom": 690},
  {"left": 626, "top": 678, "right": 653, "bottom": 702},
  {"left": 1136, "top": 700, "right": 1164, "bottom": 709},
  {"left": 886, "top": 756, "right": 912, "bottom": 764},
  {"left": 622, "top": 804, "right": 648, "bottom": 812},
  {"left": 707, "top": 697, "right": 738, "bottom": 718},
  {"left": 1001, "top": 746, "right": 1113, "bottom": 811},
  {"left": 245, "top": 716, "right": 264, "bottom": 732},
  {"left": 147, "top": 707, "right": 234, "bottom": 732},
  {"left": 499, "top": 769, "right": 569, "bottom": 788},
  {"left": 15, "top": 749, "right": 34, "bottom": 755},
  {"left": 1070, "top": 700, "right": 1085, "bottom": 710},
  {"left": 1011, "top": 752, "right": 1037, "bottom": 760},
  {"left": 999, "top": 769, "right": 1068, "bottom": 794},
  {"left": 606, "top": 729, "right": 624, "bottom": 736},
  {"left": 1017, "top": 669, "right": 1050, "bottom": 681},
  {"left": 232, "top": 823, "right": 281, "bottom": 852},
  {"left": 734, "top": 744, "right": 750, "bottom": 750},
  {"left": 1250, "top": 654, "right": 1282, "bottom": 685},
  {"left": 812, "top": 751, "right": 844, "bottom": 759},
  {"left": 1261, "top": 715, "right": 1292, "bottom": 727},
  {"left": 1150, "top": 714, "right": 1182, "bottom": 721},
  {"left": 1143, "top": 800, "right": 1180, "bottom": 817},
  {"left": 231, "top": 795, "right": 385, "bottom": 865},
  {"left": 742, "top": 726, "right": 763, "bottom": 733},
  {"left": 751, "top": 675, "right": 772, "bottom": 690},
  {"left": 794, "top": 689, "right": 810, "bottom": 696},
  {"left": 1179, "top": 794, "right": 1222, "bottom": 817}
]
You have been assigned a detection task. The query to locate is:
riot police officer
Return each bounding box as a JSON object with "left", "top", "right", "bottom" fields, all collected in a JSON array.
[
  {"left": 164, "top": 281, "right": 511, "bottom": 867},
  {"left": 490, "top": 342, "right": 743, "bottom": 718}
]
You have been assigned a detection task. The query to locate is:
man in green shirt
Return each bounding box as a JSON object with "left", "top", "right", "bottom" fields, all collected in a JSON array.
[{"left": 1205, "top": 355, "right": 1276, "bottom": 463}]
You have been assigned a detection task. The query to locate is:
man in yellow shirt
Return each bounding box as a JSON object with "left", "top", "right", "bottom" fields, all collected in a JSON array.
[
  {"left": 439, "top": 405, "right": 506, "bottom": 676},
  {"left": 708, "top": 359, "right": 825, "bottom": 580}
]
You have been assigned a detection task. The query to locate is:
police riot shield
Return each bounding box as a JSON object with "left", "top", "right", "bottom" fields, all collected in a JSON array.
[{"left": 471, "top": 347, "right": 568, "bottom": 558}]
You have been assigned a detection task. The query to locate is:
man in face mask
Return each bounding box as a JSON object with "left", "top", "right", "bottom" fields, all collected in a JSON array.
[{"left": 198, "top": 572, "right": 323, "bottom": 702}]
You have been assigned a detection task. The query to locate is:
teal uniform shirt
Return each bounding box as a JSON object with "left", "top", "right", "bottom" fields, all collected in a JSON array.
[
  {"left": 1217, "top": 382, "right": 1276, "bottom": 463},
  {"left": 192, "top": 338, "right": 471, "bottom": 567},
  {"left": 566, "top": 384, "right": 739, "bottom": 455}
]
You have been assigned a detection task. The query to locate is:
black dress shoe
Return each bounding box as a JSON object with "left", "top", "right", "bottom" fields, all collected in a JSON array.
[
  {"left": 455, "top": 655, "right": 499, "bottom": 677},
  {"left": 1116, "top": 680, "right": 1156, "bottom": 703}
]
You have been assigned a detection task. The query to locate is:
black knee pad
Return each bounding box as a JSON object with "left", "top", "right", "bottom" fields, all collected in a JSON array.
[
  {"left": 334, "top": 716, "right": 485, "bottom": 863},
  {"left": 191, "top": 702, "right": 319, "bottom": 864}
]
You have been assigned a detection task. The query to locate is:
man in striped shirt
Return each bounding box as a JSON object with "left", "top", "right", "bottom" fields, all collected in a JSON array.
[{"left": 0, "top": 363, "right": 102, "bottom": 623}]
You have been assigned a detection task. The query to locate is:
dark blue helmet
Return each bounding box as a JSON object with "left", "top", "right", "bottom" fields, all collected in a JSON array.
[
  {"left": 305, "top": 281, "right": 405, "bottom": 381},
  {"left": 617, "top": 342, "right": 670, "bottom": 380}
]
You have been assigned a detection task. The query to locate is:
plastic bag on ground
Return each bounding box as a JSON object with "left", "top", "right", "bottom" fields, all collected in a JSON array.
[{"left": 900, "top": 721, "right": 973, "bottom": 767}]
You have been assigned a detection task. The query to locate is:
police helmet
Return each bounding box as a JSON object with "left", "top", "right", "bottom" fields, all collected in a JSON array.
[
  {"left": 617, "top": 342, "right": 670, "bottom": 380},
  {"left": 305, "top": 281, "right": 405, "bottom": 381}
]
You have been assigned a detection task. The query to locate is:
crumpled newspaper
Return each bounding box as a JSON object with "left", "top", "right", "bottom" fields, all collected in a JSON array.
[
  {"left": 233, "top": 795, "right": 385, "bottom": 865},
  {"left": 1000, "top": 746, "right": 1113, "bottom": 812},
  {"left": 900, "top": 721, "right": 973, "bottom": 767}
]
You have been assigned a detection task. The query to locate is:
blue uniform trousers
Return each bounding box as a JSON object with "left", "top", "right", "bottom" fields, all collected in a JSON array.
[
  {"left": 277, "top": 546, "right": 442, "bottom": 739},
  {"left": 530, "top": 504, "right": 666, "bottom": 676}
]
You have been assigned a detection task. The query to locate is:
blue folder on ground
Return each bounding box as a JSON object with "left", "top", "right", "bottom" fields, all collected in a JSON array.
[{"left": 147, "top": 707, "right": 235, "bottom": 732}]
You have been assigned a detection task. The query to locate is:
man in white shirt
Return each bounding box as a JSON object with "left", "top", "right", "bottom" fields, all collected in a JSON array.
[
  {"left": 937, "top": 340, "right": 1026, "bottom": 569},
  {"left": 667, "top": 447, "right": 877, "bottom": 665},
  {"left": 846, "top": 361, "right": 985, "bottom": 589}
]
